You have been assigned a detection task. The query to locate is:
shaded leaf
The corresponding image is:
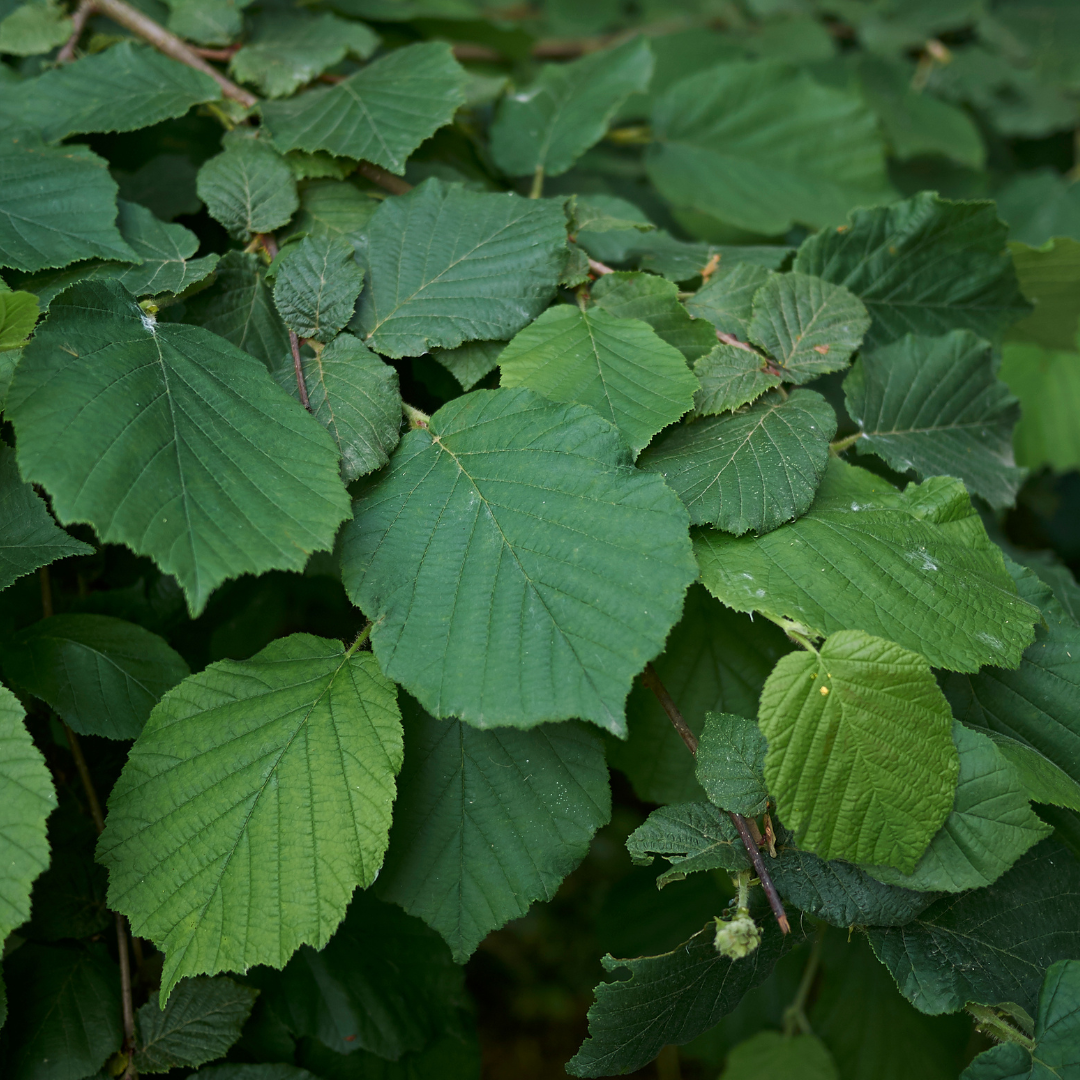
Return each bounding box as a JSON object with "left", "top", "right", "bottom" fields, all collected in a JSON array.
[
  {"left": 639, "top": 389, "right": 836, "bottom": 533},
  {"left": 685, "top": 262, "right": 771, "bottom": 340},
  {"left": 1005, "top": 236, "right": 1080, "bottom": 352},
  {"left": 691, "top": 343, "right": 779, "bottom": 416},
  {"left": 340, "top": 388, "right": 696, "bottom": 735},
  {"left": 97, "top": 635, "right": 403, "bottom": 1003},
  {"left": 375, "top": 695, "right": 610, "bottom": 962},
  {"left": 196, "top": 136, "right": 298, "bottom": 241},
  {"left": 8, "top": 280, "right": 349, "bottom": 616},
  {"left": 694, "top": 459, "right": 1039, "bottom": 673},
  {"left": 431, "top": 339, "right": 503, "bottom": 391},
  {"left": 626, "top": 800, "right": 749, "bottom": 885},
  {"left": 999, "top": 342, "right": 1080, "bottom": 473},
  {"left": 352, "top": 179, "right": 567, "bottom": 358},
  {"left": 260, "top": 42, "right": 466, "bottom": 174},
  {"left": 793, "top": 193, "right": 1031, "bottom": 349},
  {"left": 273, "top": 235, "right": 363, "bottom": 342},
  {"left": 845, "top": 330, "right": 1025, "bottom": 509},
  {"left": 163, "top": 0, "right": 250, "bottom": 46},
  {"left": 491, "top": 37, "right": 653, "bottom": 178},
  {"left": 285, "top": 179, "right": 379, "bottom": 252},
  {"left": 982, "top": 731, "right": 1080, "bottom": 812},
  {"left": 498, "top": 304, "right": 698, "bottom": 456},
  {"left": 696, "top": 712, "right": 768, "bottom": 816},
  {"left": 722, "top": 1031, "right": 839, "bottom": 1080},
  {"left": 2, "top": 614, "right": 190, "bottom": 740}
]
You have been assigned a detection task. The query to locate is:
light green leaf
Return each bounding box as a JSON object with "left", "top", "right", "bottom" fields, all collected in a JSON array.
[
  {"left": 1, "top": 942, "right": 120, "bottom": 1080},
  {"left": 868, "top": 838, "right": 1080, "bottom": 1016},
  {"left": 639, "top": 389, "right": 836, "bottom": 533},
  {"left": 941, "top": 560, "right": 1080, "bottom": 788},
  {"left": 498, "top": 304, "right": 697, "bottom": 456},
  {"left": 647, "top": 61, "right": 893, "bottom": 235},
  {"left": 8, "top": 279, "right": 349, "bottom": 617},
  {"left": 691, "top": 344, "right": 780, "bottom": 416},
  {"left": 695, "top": 712, "right": 768, "bottom": 816},
  {"left": 793, "top": 192, "right": 1031, "bottom": 349},
  {"left": 196, "top": 136, "right": 299, "bottom": 241},
  {"left": 273, "top": 235, "right": 363, "bottom": 342},
  {"left": 0, "top": 0, "right": 70, "bottom": 56},
  {"left": 163, "top": 0, "right": 251, "bottom": 46},
  {"left": 352, "top": 179, "right": 567, "bottom": 358},
  {"left": 339, "top": 387, "right": 696, "bottom": 735},
  {"left": 685, "top": 262, "right": 771, "bottom": 340},
  {"left": 566, "top": 920, "right": 789, "bottom": 1078},
  {"left": 0, "top": 42, "right": 221, "bottom": 142},
  {"left": 97, "top": 634, "right": 403, "bottom": 1004},
  {"left": 999, "top": 342, "right": 1080, "bottom": 472},
  {"left": 845, "top": 330, "right": 1025, "bottom": 509},
  {"left": 134, "top": 976, "right": 257, "bottom": 1073},
  {"left": 866, "top": 722, "right": 1050, "bottom": 892},
  {"left": 246, "top": 890, "right": 468, "bottom": 1059},
  {"left": 0, "top": 683, "right": 56, "bottom": 947},
  {"left": 490, "top": 37, "right": 653, "bottom": 178},
  {"left": 982, "top": 731, "right": 1080, "bottom": 812},
  {"left": 0, "top": 135, "right": 136, "bottom": 273},
  {"left": 110, "top": 199, "right": 218, "bottom": 297},
  {"left": 1005, "top": 236, "right": 1080, "bottom": 351},
  {"left": 747, "top": 271, "right": 871, "bottom": 382},
  {"left": 231, "top": 12, "right": 379, "bottom": 99},
  {"left": 695, "top": 458, "right": 1040, "bottom": 672},
  {"left": 0, "top": 442, "right": 93, "bottom": 591},
  {"left": 2, "top": 614, "right": 189, "bottom": 741},
  {"left": 176, "top": 249, "right": 290, "bottom": 372},
  {"left": 768, "top": 846, "right": 934, "bottom": 928},
  {"left": 855, "top": 54, "right": 985, "bottom": 168},
  {"left": 260, "top": 42, "right": 467, "bottom": 174},
  {"left": 591, "top": 270, "right": 716, "bottom": 362},
  {"left": 285, "top": 179, "right": 379, "bottom": 252},
  {"left": 625, "top": 800, "right": 749, "bottom": 884},
  {"left": 0, "top": 289, "right": 37, "bottom": 349},
  {"left": 274, "top": 332, "right": 400, "bottom": 483},
  {"left": 723, "top": 1031, "right": 839, "bottom": 1080},
  {"left": 431, "top": 339, "right": 503, "bottom": 391},
  {"left": 610, "top": 584, "right": 791, "bottom": 806},
  {"left": 760, "top": 629, "right": 959, "bottom": 871},
  {"left": 374, "top": 695, "right": 610, "bottom": 962}
]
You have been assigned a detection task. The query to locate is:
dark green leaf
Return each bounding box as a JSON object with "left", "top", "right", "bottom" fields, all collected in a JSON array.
[
  {"left": 695, "top": 459, "right": 1040, "bottom": 673},
  {"left": 845, "top": 330, "right": 1025, "bottom": 509},
  {"left": 8, "top": 280, "right": 350, "bottom": 616},
  {"left": 722, "top": 1031, "right": 839, "bottom": 1080},
  {"left": 272, "top": 235, "right": 363, "bottom": 342},
  {"left": 285, "top": 179, "right": 379, "bottom": 252},
  {"left": 685, "top": 263, "right": 771, "bottom": 340},
  {"left": 97, "top": 635, "right": 403, "bottom": 1002},
  {"left": 793, "top": 193, "right": 1031, "bottom": 349},
  {"left": 135, "top": 976, "right": 257, "bottom": 1073},
  {"left": 352, "top": 179, "right": 567, "bottom": 358},
  {"left": 982, "top": 731, "right": 1080, "bottom": 812},
  {"left": 867, "top": 839, "right": 1080, "bottom": 1016},
  {"left": 260, "top": 42, "right": 466, "bottom": 174},
  {"left": 0, "top": 0, "right": 70, "bottom": 55},
  {"left": 626, "top": 801, "right": 749, "bottom": 884},
  {"left": 490, "top": 37, "right": 653, "bottom": 178},
  {"left": 110, "top": 200, "right": 219, "bottom": 298},
  {"left": 639, "top": 389, "right": 836, "bottom": 533},
  {"left": 431, "top": 339, "right": 503, "bottom": 391},
  {"left": 2, "top": 614, "right": 189, "bottom": 740},
  {"left": 163, "top": 0, "right": 250, "bottom": 46},
  {"left": 695, "top": 713, "right": 767, "bottom": 816},
  {"left": 690, "top": 343, "right": 780, "bottom": 416},
  {"left": 340, "top": 387, "right": 696, "bottom": 735}
]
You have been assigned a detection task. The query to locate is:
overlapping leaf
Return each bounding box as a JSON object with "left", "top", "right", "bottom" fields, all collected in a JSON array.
[
  {"left": 695, "top": 459, "right": 1039, "bottom": 672},
  {"left": 685, "top": 263, "right": 771, "bottom": 340},
  {"left": 759, "top": 630, "right": 958, "bottom": 871},
  {"left": 695, "top": 712, "right": 768, "bottom": 816},
  {"left": 723, "top": 1032, "right": 839, "bottom": 1080},
  {"left": 197, "top": 136, "right": 299, "bottom": 241},
  {"left": 0, "top": 0, "right": 70, "bottom": 55},
  {"left": 432, "top": 339, "right": 504, "bottom": 391},
  {"left": 983, "top": 731, "right": 1080, "bottom": 812},
  {"left": 273, "top": 235, "right": 363, "bottom": 342},
  {"left": 2, "top": 614, "right": 189, "bottom": 740},
  {"left": 793, "top": 193, "right": 1031, "bottom": 348},
  {"left": 375, "top": 696, "right": 610, "bottom": 961},
  {"left": 690, "top": 343, "right": 780, "bottom": 416},
  {"left": 647, "top": 61, "right": 893, "bottom": 234},
  {"left": 352, "top": 179, "right": 567, "bottom": 358},
  {"left": 498, "top": 304, "right": 697, "bottom": 455},
  {"left": 639, "top": 389, "right": 836, "bottom": 533},
  {"left": 339, "top": 388, "right": 696, "bottom": 734},
  {"left": 98, "top": 634, "right": 403, "bottom": 1003},
  {"left": 1000, "top": 342, "right": 1080, "bottom": 473},
  {"left": 491, "top": 36, "right": 653, "bottom": 178},
  {"left": 260, "top": 42, "right": 467, "bottom": 173},
  {"left": 0, "top": 288, "right": 37, "bottom": 349},
  {"left": 626, "top": 801, "right": 749, "bottom": 884},
  {"left": 285, "top": 179, "right": 379, "bottom": 251},
  {"left": 845, "top": 330, "right": 1025, "bottom": 508},
  {"left": 8, "top": 280, "right": 349, "bottom": 616},
  {"left": 1005, "top": 236, "right": 1080, "bottom": 351}
]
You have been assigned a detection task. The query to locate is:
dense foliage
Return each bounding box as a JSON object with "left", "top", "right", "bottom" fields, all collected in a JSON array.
[{"left": 2, "top": 0, "right": 1080, "bottom": 1077}]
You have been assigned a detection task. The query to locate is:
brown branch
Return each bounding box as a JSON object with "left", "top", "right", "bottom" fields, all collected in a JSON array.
[
  {"left": 190, "top": 44, "right": 239, "bottom": 60},
  {"left": 716, "top": 330, "right": 759, "bottom": 355},
  {"left": 85, "top": 0, "right": 257, "bottom": 107},
  {"left": 641, "top": 662, "right": 790, "bottom": 936},
  {"left": 289, "top": 330, "right": 312, "bottom": 412},
  {"left": 587, "top": 257, "right": 616, "bottom": 277},
  {"left": 56, "top": 0, "right": 94, "bottom": 62},
  {"left": 357, "top": 161, "right": 412, "bottom": 196}
]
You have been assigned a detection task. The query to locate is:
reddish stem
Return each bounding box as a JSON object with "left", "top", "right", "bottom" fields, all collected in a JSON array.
[
  {"left": 357, "top": 161, "right": 412, "bottom": 195},
  {"left": 56, "top": 0, "right": 94, "bottom": 62},
  {"left": 587, "top": 257, "right": 616, "bottom": 277}
]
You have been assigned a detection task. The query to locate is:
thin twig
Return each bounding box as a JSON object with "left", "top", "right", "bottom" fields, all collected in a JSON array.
[
  {"left": 716, "top": 330, "right": 759, "bottom": 355},
  {"left": 357, "top": 161, "right": 412, "bottom": 195},
  {"left": 289, "top": 330, "right": 311, "bottom": 412},
  {"left": 87, "top": 0, "right": 257, "bottom": 107},
  {"left": 190, "top": 44, "right": 238, "bottom": 60},
  {"left": 56, "top": 0, "right": 94, "bottom": 62},
  {"left": 642, "top": 662, "right": 790, "bottom": 935},
  {"left": 116, "top": 911, "right": 137, "bottom": 1078},
  {"left": 587, "top": 257, "right": 615, "bottom": 277}
]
